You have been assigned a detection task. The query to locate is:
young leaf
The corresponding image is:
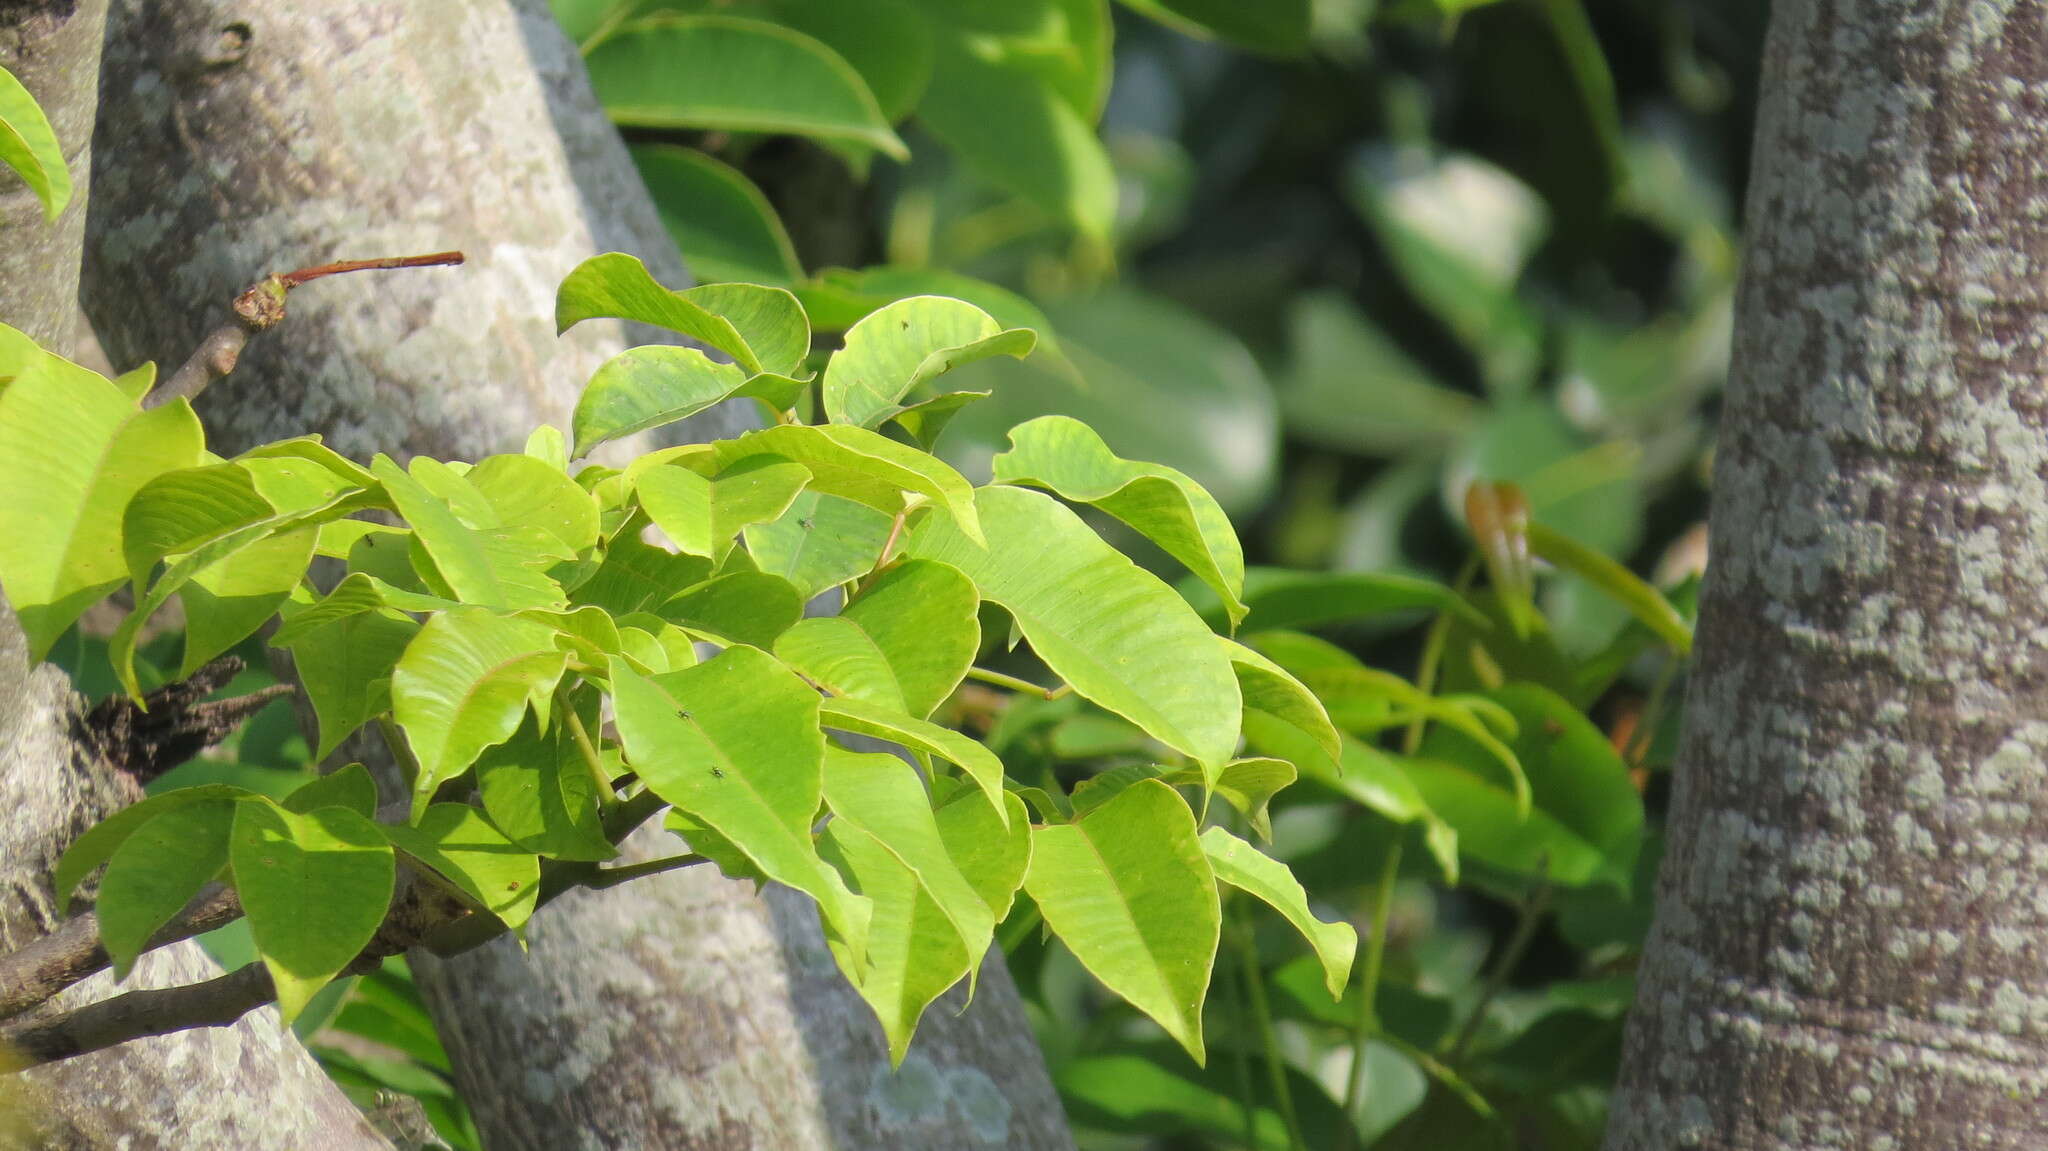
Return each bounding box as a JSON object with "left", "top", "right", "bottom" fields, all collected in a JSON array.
[
  {"left": 0, "top": 62, "right": 72, "bottom": 219},
  {"left": 275, "top": 588, "right": 421, "bottom": 761},
  {"left": 936, "top": 786, "right": 1032, "bottom": 924},
  {"left": 177, "top": 527, "right": 318, "bottom": 676},
  {"left": 632, "top": 456, "right": 810, "bottom": 559},
  {"left": 391, "top": 609, "right": 570, "bottom": 816},
  {"left": 231, "top": 798, "right": 396, "bottom": 1022},
  {"left": 569, "top": 346, "right": 750, "bottom": 459},
  {"left": 0, "top": 346, "right": 203, "bottom": 658},
  {"left": 98, "top": 799, "right": 237, "bottom": 978},
  {"left": 823, "top": 747, "right": 994, "bottom": 973},
  {"left": 283, "top": 763, "right": 380, "bottom": 819},
  {"left": 466, "top": 454, "right": 602, "bottom": 555},
  {"left": 609, "top": 651, "right": 871, "bottom": 957},
  {"left": 1200, "top": 826, "right": 1356, "bottom": 997},
  {"left": 817, "top": 695, "right": 1008, "bottom": 823},
  {"left": 586, "top": 14, "right": 908, "bottom": 159},
  {"left": 774, "top": 617, "right": 908, "bottom": 712},
  {"left": 1025, "top": 779, "right": 1219, "bottom": 1064},
  {"left": 1222, "top": 637, "right": 1341, "bottom": 767},
  {"left": 556, "top": 252, "right": 810, "bottom": 376},
  {"left": 382, "top": 804, "right": 540, "bottom": 931},
  {"left": 841, "top": 558, "right": 980, "bottom": 718},
  {"left": 371, "top": 456, "right": 570, "bottom": 611},
  {"left": 822, "top": 296, "right": 1035, "bottom": 430},
  {"left": 905, "top": 485, "right": 1240, "bottom": 775},
  {"left": 743, "top": 490, "right": 895, "bottom": 600},
  {"left": 995, "top": 415, "right": 1247, "bottom": 630},
  {"left": 706, "top": 424, "right": 984, "bottom": 544}
]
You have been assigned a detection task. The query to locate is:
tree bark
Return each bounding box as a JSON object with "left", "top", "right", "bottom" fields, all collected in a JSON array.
[
  {"left": 0, "top": 0, "right": 106, "bottom": 348},
  {"left": 84, "top": 3, "right": 1071, "bottom": 1147},
  {"left": 1605, "top": 2, "right": 2048, "bottom": 1146}
]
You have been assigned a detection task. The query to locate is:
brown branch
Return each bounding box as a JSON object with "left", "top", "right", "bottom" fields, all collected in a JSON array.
[
  {"left": 144, "top": 249, "right": 464, "bottom": 409},
  {"left": 81, "top": 654, "right": 296, "bottom": 783},
  {"left": 0, "top": 886, "right": 241, "bottom": 1024}
]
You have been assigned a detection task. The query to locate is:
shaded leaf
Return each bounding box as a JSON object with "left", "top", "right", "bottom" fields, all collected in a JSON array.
[
  {"left": 99, "top": 799, "right": 236, "bottom": 978},
  {"left": 630, "top": 144, "right": 804, "bottom": 285},
  {"left": 383, "top": 804, "right": 540, "bottom": 931}
]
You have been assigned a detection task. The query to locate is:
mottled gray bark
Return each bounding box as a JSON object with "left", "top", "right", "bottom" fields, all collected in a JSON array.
[
  {"left": 0, "top": 0, "right": 106, "bottom": 349},
  {"left": 1605, "top": 3, "right": 2048, "bottom": 1147},
  {"left": 0, "top": 599, "right": 392, "bottom": 1151},
  {"left": 84, "top": 3, "right": 1069, "bottom": 1148}
]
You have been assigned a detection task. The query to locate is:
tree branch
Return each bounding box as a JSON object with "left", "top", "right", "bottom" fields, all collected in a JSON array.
[
  {"left": 83, "top": 654, "right": 295, "bottom": 783},
  {"left": 0, "top": 885, "right": 240, "bottom": 1023}
]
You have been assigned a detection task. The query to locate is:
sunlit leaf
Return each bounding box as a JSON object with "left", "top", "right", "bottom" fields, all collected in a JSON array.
[
  {"left": 841, "top": 558, "right": 980, "bottom": 718},
  {"left": 818, "top": 695, "right": 1008, "bottom": 822},
  {"left": 0, "top": 62, "right": 72, "bottom": 219},
  {"left": 391, "top": 609, "right": 569, "bottom": 816},
  {"left": 823, "top": 296, "right": 1034, "bottom": 431},
  {"left": 1201, "top": 826, "right": 1355, "bottom": 997},
  {"left": 382, "top": 804, "right": 541, "bottom": 931},
  {"left": 231, "top": 798, "right": 395, "bottom": 1022}
]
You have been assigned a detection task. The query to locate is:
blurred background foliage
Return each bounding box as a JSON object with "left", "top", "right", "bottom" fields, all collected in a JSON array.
[{"left": 58, "top": 1, "right": 1770, "bottom": 1146}]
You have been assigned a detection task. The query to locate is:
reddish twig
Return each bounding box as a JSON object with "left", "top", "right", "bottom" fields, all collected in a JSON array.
[{"left": 145, "top": 249, "right": 465, "bottom": 410}]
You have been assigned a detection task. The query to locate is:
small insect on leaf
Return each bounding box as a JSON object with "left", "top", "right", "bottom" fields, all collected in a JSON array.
[{"left": 710, "top": 767, "right": 724, "bottom": 778}]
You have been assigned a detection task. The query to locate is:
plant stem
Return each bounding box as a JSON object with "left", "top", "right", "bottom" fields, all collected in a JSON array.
[
  {"left": 1448, "top": 872, "right": 1553, "bottom": 1065},
  {"left": 1626, "top": 654, "right": 1680, "bottom": 766},
  {"left": 563, "top": 706, "right": 617, "bottom": 806},
  {"left": 1233, "top": 911, "right": 1306, "bottom": 1151},
  {"left": 274, "top": 250, "right": 464, "bottom": 289},
  {"left": 1219, "top": 940, "right": 1261, "bottom": 1151},
  {"left": 963, "top": 665, "right": 1066, "bottom": 699},
  {"left": 1339, "top": 839, "right": 1403, "bottom": 1144},
  {"left": 1403, "top": 556, "right": 1480, "bottom": 755},
  {"left": 585, "top": 853, "right": 707, "bottom": 890}
]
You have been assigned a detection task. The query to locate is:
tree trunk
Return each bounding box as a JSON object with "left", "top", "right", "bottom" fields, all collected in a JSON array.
[
  {"left": 0, "top": 0, "right": 103, "bottom": 348},
  {"left": 2, "top": 6, "right": 392, "bottom": 1148},
  {"left": 83, "top": 3, "right": 1072, "bottom": 1147},
  {"left": 1605, "top": 2, "right": 2048, "bottom": 1146}
]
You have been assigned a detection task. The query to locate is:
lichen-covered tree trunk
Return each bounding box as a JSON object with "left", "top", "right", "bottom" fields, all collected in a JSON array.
[
  {"left": 83, "top": 3, "right": 1071, "bottom": 1147},
  {"left": 0, "top": 0, "right": 106, "bottom": 347},
  {"left": 1604, "top": 3, "right": 2048, "bottom": 1146}
]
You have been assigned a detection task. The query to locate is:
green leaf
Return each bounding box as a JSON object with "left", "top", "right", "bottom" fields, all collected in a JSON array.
[
  {"left": 822, "top": 296, "right": 1034, "bottom": 430},
  {"left": 1210, "top": 567, "right": 1484, "bottom": 633},
  {"left": 465, "top": 454, "right": 602, "bottom": 555},
  {"left": 475, "top": 714, "right": 617, "bottom": 862},
  {"left": 0, "top": 349, "right": 203, "bottom": 658},
  {"left": 391, "top": 609, "right": 569, "bottom": 817},
  {"left": 774, "top": 617, "right": 907, "bottom": 712},
  {"left": 841, "top": 558, "right": 980, "bottom": 718},
  {"left": 916, "top": 29, "right": 1115, "bottom": 239},
  {"left": 283, "top": 763, "right": 380, "bottom": 819},
  {"left": 704, "top": 424, "right": 984, "bottom": 544},
  {"left": 0, "top": 62, "right": 72, "bottom": 219},
  {"left": 770, "top": 0, "right": 933, "bottom": 121},
  {"left": 275, "top": 586, "right": 421, "bottom": 761},
  {"left": 994, "top": 415, "right": 1246, "bottom": 630},
  {"left": 817, "top": 695, "right": 1008, "bottom": 823},
  {"left": 121, "top": 463, "right": 281, "bottom": 589},
  {"left": 382, "top": 804, "right": 540, "bottom": 931},
  {"left": 629, "top": 145, "right": 804, "bottom": 285},
  {"left": 743, "top": 490, "right": 894, "bottom": 600},
  {"left": 231, "top": 799, "right": 395, "bottom": 1022},
  {"left": 797, "top": 266, "right": 1056, "bottom": 346},
  {"left": 556, "top": 252, "right": 810, "bottom": 376},
  {"left": 1415, "top": 684, "right": 1643, "bottom": 889},
  {"left": 570, "top": 346, "right": 750, "bottom": 459},
  {"left": 821, "top": 747, "right": 995, "bottom": 1059},
  {"left": 905, "top": 485, "right": 1239, "bottom": 775},
  {"left": 1526, "top": 521, "right": 1691, "bottom": 655},
  {"left": 371, "top": 456, "right": 569, "bottom": 611},
  {"left": 1184, "top": 756, "right": 1295, "bottom": 843},
  {"left": 1025, "top": 779, "right": 1219, "bottom": 1063},
  {"left": 1223, "top": 638, "right": 1340, "bottom": 768},
  {"left": 51, "top": 785, "right": 252, "bottom": 911},
  {"left": 1116, "top": 0, "right": 1310, "bottom": 53},
  {"left": 609, "top": 650, "right": 870, "bottom": 956},
  {"left": 632, "top": 457, "right": 810, "bottom": 559},
  {"left": 99, "top": 798, "right": 237, "bottom": 978},
  {"left": 1449, "top": 397, "right": 1641, "bottom": 560},
  {"left": 662, "top": 570, "right": 803, "bottom": 648},
  {"left": 819, "top": 822, "right": 970, "bottom": 1064},
  {"left": 1200, "top": 826, "right": 1355, "bottom": 997},
  {"left": 1253, "top": 727, "right": 1459, "bottom": 885},
  {"left": 936, "top": 786, "right": 1032, "bottom": 923},
  {"left": 587, "top": 15, "right": 907, "bottom": 158},
  {"left": 178, "top": 528, "right": 318, "bottom": 676},
  {"left": 570, "top": 529, "right": 715, "bottom": 616}
]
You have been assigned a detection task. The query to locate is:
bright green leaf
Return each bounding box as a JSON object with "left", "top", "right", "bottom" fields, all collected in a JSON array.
[
  {"left": 774, "top": 617, "right": 907, "bottom": 711},
  {"left": 633, "top": 457, "right": 810, "bottom": 559},
  {"left": 178, "top": 528, "right": 318, "bottom": 676},
  {"left": 391, "top": 609, "right": 569, "bottom": 816},
  {"left": 475, "top": 714, "right": 617, "bottom": 862},
  {"left": 371, "top": 456, "right": 569, "bottom": 611},
  {"left": 231, "top": 799, "right": 395, "bottom": 1022},
  {"left": 662, "top": 570, "right": 803, "bottom": 647},
  {"left": 704, "top": 424, "right": 984, "bottom": 543},
  {"left": 818, "top": 695, "right": 1007, "bottom": 823},
  {"left": 0, "top": 63, "right": 72, "bottom": 219},
  {"left": 743, "top": 490, "right": 894, "bottom": 600},
  {"left": 283, "top": 763, "right": 380, "bottom": 819},
  {"left": 99, "top": 799, "right": 236, "bottom": 978},
  {"left": 994, "top": 415, "right": 1246, "bottom": 630},
  {"left": 906, "top": 485, "right": 1239, "bottom": 775},
  {"left": 1025, "top": 779, "right": 1219, "bottom": 1063},
  {"left": 841, "top": 558, "right": 979, "bottom": 718},
  {"left": 1200, "top": 826, "right": 1355, "bottom": 997},
  {"left": 382, "top": 804, "right": 540, "bottom": 930},
  {"left": 52, "top": 785, "right": 252, "bottom": 910},
  {"left": 823, "top": 296, "right": 1034, "bottom": 430}
]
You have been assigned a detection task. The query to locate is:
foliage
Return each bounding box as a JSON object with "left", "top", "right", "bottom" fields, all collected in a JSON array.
[
  {"left": 0, "top": 256, "right": 1366, "bottom": 1085},
  {"left": 0, "top": 62, "right": 71, "bottom": 221}
]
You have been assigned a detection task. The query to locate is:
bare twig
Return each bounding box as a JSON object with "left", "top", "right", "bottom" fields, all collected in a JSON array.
[
  {"left": 144, "top": 249, "right": 464, "bottom": 409},
  {"left": 0, "top": 887, "right": 242, "bottom": 1023}
]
